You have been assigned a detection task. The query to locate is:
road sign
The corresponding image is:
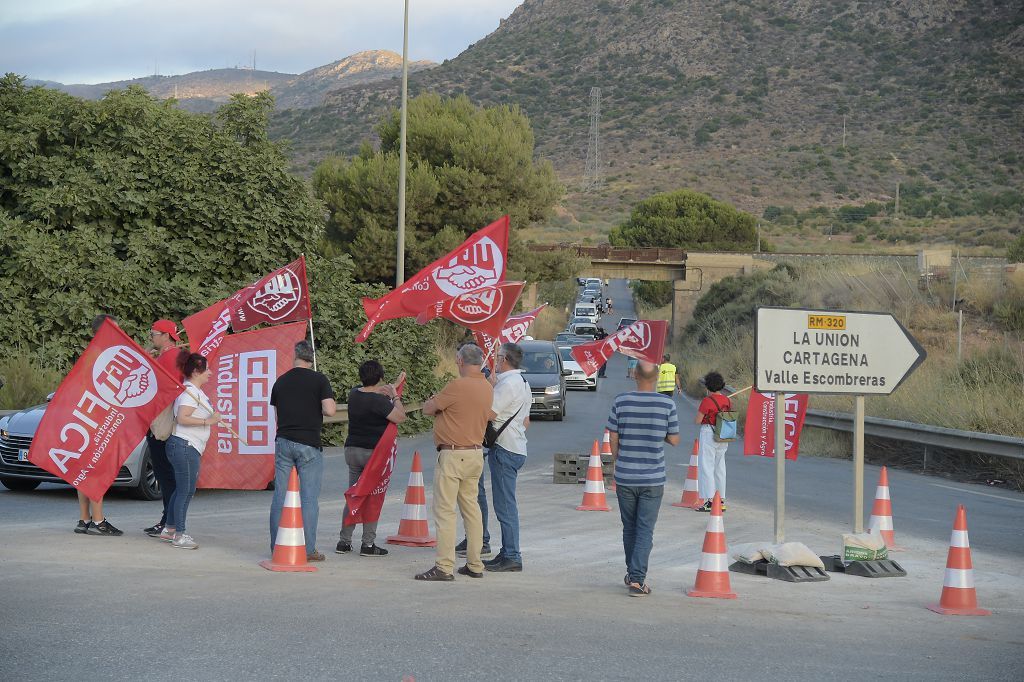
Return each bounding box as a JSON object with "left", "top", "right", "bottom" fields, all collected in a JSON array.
[{"left": 755, "top": 307, "right": 926, "bottom": 396}]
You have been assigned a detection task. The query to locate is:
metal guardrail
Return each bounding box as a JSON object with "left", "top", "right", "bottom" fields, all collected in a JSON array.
[
  {"left": 803, "top": 409, "right": 1024, "bottom": 461},
  {"left": 0, "top": 404, "right": 423, "bottom": 425}
]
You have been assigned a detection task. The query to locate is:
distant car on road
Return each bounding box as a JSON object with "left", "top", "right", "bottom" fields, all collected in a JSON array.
[
  {"left": 559, "top": 346, "right": 597, "bottom": 391},
  {"left": 617, "top": 317, "right": 638, "bottom": 330},
  {"left": 0, "top": 401, "right": 160, "bottom": 499},
  {"left": 518, "top": 340, "right": 569, "bottom": 421},
  {"left": 568, "top": 323, "right": 601, "bottom": 339}
]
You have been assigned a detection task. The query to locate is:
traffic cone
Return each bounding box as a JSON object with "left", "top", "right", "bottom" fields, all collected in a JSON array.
[
  {"left": 601, "top": 429, "right": 616, "bottom": 492},
  {"left": 577, "top": 440, "right": 611, "bottom": 511},
  {"left": 867, "top": 466, "right": 901, "bottom": 550},
  {"left": 672, "top": 438, "right": 702, "bottom": 509},
  {"left": 687, "top": 492, "right": 737, "bottom": 599},
  {"left": 387, "top": 451, "right": 437, "bottom": 547},
  {"left": 259, "top": 466, "right": 317, "bottom": 572},
  {"left": 927, "top": 505, "right": 991, "bottom": 616}
]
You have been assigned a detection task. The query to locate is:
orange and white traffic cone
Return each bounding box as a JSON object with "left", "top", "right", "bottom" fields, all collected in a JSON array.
[
  {"left": 386, "top": 451, "right": 437, "bottom": 547},
  {"left": 601, "top": 429, "right": 616, "bottom": 492},
  {"left": 259, "top": 466, "right": 317, "bottom": 572},
  {"left": 867, "top": 466, "right": 901, "bottom": 550},
  {"left": 672, "top": 438, "right": 702, "bottom": 509},
  {"left": 927, "top": 504, "right": 990, "bottom": 616},
  {"left": 687, "top": 492, "right": 737, "bottom": 599},
  {"left": 577, "top": 440, "right": 611, "bottom": 511}
]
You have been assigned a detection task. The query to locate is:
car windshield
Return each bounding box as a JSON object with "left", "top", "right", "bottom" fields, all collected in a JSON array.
[
  {"left": 558, "top": 347, "right": 574, "bottom": 362},
  {"left": 521, "top": 351, "right": 559, "bottom": 373}
]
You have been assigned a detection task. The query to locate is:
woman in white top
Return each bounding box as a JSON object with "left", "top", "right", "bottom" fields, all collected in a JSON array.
[{"left": 161, "top": 352, "right": 221, "bottom": 549}]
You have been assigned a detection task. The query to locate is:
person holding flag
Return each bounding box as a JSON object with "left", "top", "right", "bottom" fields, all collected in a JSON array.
[
  {"left": 143, "top": 319, "right": 184, "bottom": 538},
  {"left": 336, "top": 361, "right": 406, "bottom": 557}
]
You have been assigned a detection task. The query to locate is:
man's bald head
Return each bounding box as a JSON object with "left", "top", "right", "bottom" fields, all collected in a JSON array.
[{"left": 635, "top": 361, "right": 658, "bottom": 381}]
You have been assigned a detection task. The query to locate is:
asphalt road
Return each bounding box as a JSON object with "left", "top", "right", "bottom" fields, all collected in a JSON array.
[{"left": 1, "top": 278, "right": 1022, "bottom": 680}]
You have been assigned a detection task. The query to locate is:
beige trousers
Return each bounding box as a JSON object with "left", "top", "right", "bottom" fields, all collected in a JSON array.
[{"left": 433, "top": 448, "right": 485, "bottom": 573}]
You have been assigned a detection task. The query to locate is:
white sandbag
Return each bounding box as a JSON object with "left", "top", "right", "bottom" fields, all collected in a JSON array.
[
  {"left": 842, "top": 532, "right": 888, "bottom": 561},
  {"left": 730, "top": 542, "right": 766, "bottom": 564},
  {"left": 767, "top": 542, "right": 826, "bottom": 569}
]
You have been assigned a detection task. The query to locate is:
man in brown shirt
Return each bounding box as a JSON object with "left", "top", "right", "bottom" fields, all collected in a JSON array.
[{"left": 415, "top": 343, "right": 496, "bottom": 581}]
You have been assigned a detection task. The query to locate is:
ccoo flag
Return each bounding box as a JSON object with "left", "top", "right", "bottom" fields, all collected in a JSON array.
[
  {"left": 228, "top": 256, "right": 312, "bottom": 332},
  {"left": 27, "top": 320, "right": 183, "bottom": 502},
  {"left": 356, "top": 216, "right": 510, "bottom": 342},
  {"left": 571, "top": 319, "right": 668, "bottom": 377},
  {"left": 343, "top": 379, "right": 406, "bottom": 526}
]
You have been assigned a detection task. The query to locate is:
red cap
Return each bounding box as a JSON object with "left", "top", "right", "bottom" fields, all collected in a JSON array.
[{"left": 151, "top": 319, "right": 180, "bottom": 342}]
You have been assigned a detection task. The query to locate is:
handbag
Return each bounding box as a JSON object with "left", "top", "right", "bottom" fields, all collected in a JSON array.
[
  {"left": 150, "top": 404, "right": 175, "bottom": 441},
  {"left": 710, "top": 394, "right": 738, "bottom": 443}
]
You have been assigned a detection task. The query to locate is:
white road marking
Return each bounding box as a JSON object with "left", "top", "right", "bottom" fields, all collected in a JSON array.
[{"left": 929, "top": 482, "right": 1024, "bottom": 504}]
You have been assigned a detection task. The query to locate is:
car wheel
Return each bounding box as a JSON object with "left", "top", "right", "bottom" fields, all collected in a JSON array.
[
  {"left": 0, "top": 477, "right": 41, "bottom": 492},
  {"left": 588, "top": 384, "right": 598, "bottom": 392},
  {"left": 554, "top": 402, "right": 565, "bottom": 421},
  {"left": 130, "top": 450, "right": 162, "bottom": 501}
]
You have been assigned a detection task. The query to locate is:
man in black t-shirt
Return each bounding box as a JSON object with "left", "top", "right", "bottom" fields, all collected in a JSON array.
[{"left": 268, "top": 341, "right": 336, "bottom": 562}]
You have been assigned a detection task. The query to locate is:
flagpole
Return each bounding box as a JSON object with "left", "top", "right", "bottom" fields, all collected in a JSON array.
[
  {"left": 396, "top": 0, "right": 410, "bottom": 286},
  {"left": 308, "top": 318, "right": 318, "bottom": 371}
]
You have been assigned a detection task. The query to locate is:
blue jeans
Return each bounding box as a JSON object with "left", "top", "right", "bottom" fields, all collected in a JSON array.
[
  {"left": 270, "top": 437, "right": 323, "bottom": 556},
  {"left": 616, "top": 485, "right": 664, "bottom": 584},
  {"left": 489, "top": 444, "right": 527, "bottom": 562},
  {"left": 165, "top": 436, "right": 201, "bottom": 533}
]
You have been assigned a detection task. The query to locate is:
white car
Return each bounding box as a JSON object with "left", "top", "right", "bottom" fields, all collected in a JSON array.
[
  {"left": 573, "top": 303, "right": 599, "bottom": 324},
  {"left": 559, "top": 346, "right": 597, "bottom": 391}
]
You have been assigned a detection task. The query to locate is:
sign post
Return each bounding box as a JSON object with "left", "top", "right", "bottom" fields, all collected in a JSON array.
[
  {"left": 755, "top": 307, "right": 925, "bottom": 534},
  {"left": 774, "top": 392, "right": 785, "bottom": 542}
]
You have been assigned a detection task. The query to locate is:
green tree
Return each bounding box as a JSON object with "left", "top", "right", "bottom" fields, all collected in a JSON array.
[
  {"left": 313, "top": 94, "right": 564, "bottom": 282},
  {"left": 609, "top": 189, "right": 758, "bottom": 251},
  {"left": 0, "top": 75, "right": 442, "bottom": 409}
]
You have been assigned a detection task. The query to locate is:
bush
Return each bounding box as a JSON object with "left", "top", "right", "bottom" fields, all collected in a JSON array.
[
  {"left": 685, "top": 264, "right": 801, "bottom": 342},
  {"left": 0, "top": 357, "right": 63, "bottom": 410},
  {"left": 1008, "top": 233, "right": 1024, "bottom": 264},
  {"left": 609, "top": 189, "right": 758, "bottom": 251},
  {"left": 631, "top": 281, "right": 673, "bottom": 309}
]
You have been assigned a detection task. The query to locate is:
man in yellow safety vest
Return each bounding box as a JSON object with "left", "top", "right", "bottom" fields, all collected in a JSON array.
[{"left": 657, "top": 354, "right": 682, "bottom": 398}]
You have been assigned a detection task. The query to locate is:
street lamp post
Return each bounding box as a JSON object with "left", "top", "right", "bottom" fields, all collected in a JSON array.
[{"left": 396, "top": 0, "right": 410, "bottom": 286}]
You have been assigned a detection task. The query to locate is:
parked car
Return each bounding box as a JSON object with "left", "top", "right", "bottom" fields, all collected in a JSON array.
[
  {"left": 0, "top": 400, "right": 160, "bottom": 499},
  {"left": 617, "top": 316, "right": 638, "bottom": 330},
  {"left": 518, "top": 340, "right": 569, "bottom": 421},
  {"left": 559, "top": 346, "right": 597, "bottom": 391}
]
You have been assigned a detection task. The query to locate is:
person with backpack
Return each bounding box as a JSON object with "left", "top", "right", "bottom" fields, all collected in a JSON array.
[{"left": 694, "top": 371, "right": 734, "bottom": 512}]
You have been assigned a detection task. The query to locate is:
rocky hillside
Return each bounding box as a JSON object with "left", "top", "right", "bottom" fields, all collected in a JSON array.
[
  {"left": 273, "top": 50, "right": 435, "bottom": 109},
  {"left": 268, "top": 0, "right": 1024, "bottom": 227}
]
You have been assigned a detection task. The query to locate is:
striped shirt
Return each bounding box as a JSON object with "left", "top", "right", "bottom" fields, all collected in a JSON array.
[{"left": 606, "top": 391, "right": 679, "bottom": 487}]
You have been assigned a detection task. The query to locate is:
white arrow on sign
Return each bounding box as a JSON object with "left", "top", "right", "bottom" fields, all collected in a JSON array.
[{"left": 755, "top": 307, "right": 926, "bottom": 395}]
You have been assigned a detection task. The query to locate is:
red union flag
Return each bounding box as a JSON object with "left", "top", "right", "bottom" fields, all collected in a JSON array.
[
  {"left": 356, "top": 216, "right": 510, "bottom": 342},
  {"left": 182, "top": 299, "right": 231, "bottom": 359},
  {"left": 571, "top": 319, "right": 668, "bottom": 377},
  {"left": 27, "top": 320, "right": 183, "bottom": 502},
  {"left": 196, "top": 322, "right": 308, "bottom": 490},
  {"left": 743, "top": 391, "right": 809, "bottom": 461},
  {"left": 475, "top": 303, "right": 548, "bottom": 368},
  {"left": 228, "top": 256, "right": 311, "bottom": 332},
  {"left": 415, "top": 281, "right": 525, "bottom": 338},
  {"left": 343, "top": 380, "right": 405, "bottom": 526}
]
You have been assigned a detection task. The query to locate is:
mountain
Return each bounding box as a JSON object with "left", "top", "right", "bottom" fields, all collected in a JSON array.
[
  {"left": 26, "top": 50, "right": 436, "bottom": 113},
  {"left": 266, "top": 0, "right": 1024, "bottom": 229},
  {"left": 272, "top": 50, "right": 435, "bottom": 109}
]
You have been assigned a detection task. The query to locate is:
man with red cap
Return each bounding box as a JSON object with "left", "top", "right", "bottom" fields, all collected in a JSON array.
[{"left": 142, "top": 319, "right": 183, "bottom": 537}]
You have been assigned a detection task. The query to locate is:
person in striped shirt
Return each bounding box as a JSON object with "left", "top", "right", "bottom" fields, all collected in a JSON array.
[{"left": 606, "top": 360, "right": 681, "bottom": 596}]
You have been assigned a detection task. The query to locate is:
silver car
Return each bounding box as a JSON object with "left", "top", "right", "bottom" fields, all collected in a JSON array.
[{"left": 0, "top": 398, "right": 160, "bottom": 499}]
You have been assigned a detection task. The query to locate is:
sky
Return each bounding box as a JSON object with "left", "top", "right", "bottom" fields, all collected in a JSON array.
[{"left": 0, "top": 0, "right": 525, "bottom": 84}]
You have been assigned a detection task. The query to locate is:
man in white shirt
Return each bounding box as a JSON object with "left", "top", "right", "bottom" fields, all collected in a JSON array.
[{"left": 484, "top": 342, "right": 532, "bottom": 572}]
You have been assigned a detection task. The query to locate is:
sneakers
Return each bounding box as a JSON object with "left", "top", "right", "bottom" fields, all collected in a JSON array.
[
  {"left": 359, "top": 544, "right": 389, "bottom": 557},
  {"left": 414, "top": 566, "right": 454, "bottom": 582},
  {"left": 172, "top": 533, "right": 198, "bottom": 550},
  {"left": 628, "top": 582, "right": 652, "bottom": 597},
  {"left": 720, "top": 499, "right": 727, "bottom": 512},
  {"left": 455, "top": 538, "right": 492, "bottom": 557},
  {"left": 307, "top": 550, "right": 326, "bottom": 562},
  {"left": 74, "top": 520, "right": 89, "bottom": 534},
  {"left": 159, "top": 527, "right": 176, "bottom": 543},
  {"left": 143, "top": 523, "right": 164, "bottom": 536},
  {"left": 86, "top": 519, "right": 124, "bottom": 536},
  {"left": 696, "top": 500, "right": 712, "bottom": 513},
  {"left": 335, "top": 540, "right": 353, "bottom": 554},
  {"left": 484, "top": 556, "right": 522, "bottom": 572}
]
